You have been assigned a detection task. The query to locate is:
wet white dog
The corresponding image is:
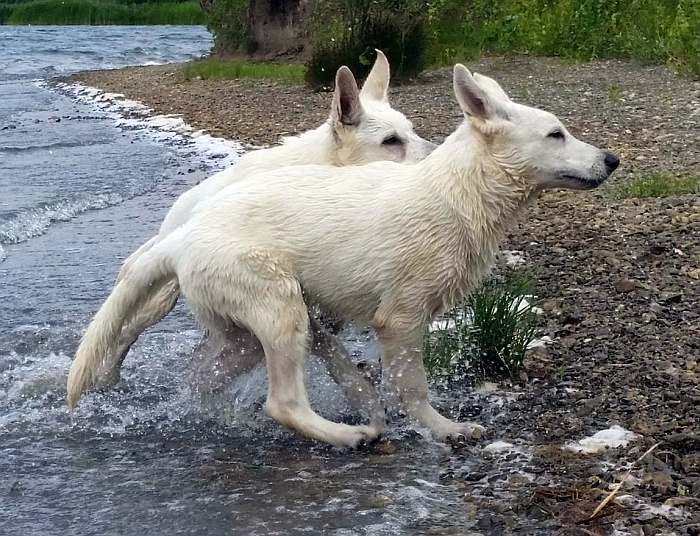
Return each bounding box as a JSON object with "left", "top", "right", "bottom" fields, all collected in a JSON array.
[
  {"left": 68, "top": 65, "right": 619, "bottom": 448},
  {"left": 88, "top": 50, "right": 435, "bottom": 393}
]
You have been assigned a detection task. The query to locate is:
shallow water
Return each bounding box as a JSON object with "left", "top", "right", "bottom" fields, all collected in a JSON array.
[{"left": 1, "top": 26, "right": 489, "bottom": 536}]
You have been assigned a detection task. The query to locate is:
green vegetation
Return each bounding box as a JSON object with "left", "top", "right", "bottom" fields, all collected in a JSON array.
[
  {"left": 207, "top": 1, "right": 698, "bottom": 82},
  {"left": 424, "top": 273, "right": 539, "bottom": 383},
  {"left": 207, "top": 0, "right": 248, "bottom": 54},
  {"left": 607, "top": 83, "right": 623, "bottom": 103},
  {"left": 613, "top": 174, "right": 700, "bottom": 199},
  {"left": 426, "top": 0, "right": 700, "bottom": 78},
  {"left": 0, "top": 0, "right": 206, "bottom": 25},
  {"left": 182, "top": 58, "right": 305, "bottom": 83},
  {"left": 306, "top": 0, "right": 427, "bottom": 86}
]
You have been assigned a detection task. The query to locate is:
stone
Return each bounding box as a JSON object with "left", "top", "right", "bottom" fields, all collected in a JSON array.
[{"left": 615, "top": 278, "right": 638, "bottom": 293}]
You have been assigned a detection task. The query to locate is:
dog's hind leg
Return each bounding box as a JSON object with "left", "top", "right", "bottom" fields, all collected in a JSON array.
[
  {"left": 309, "top": 317, "right": 385, "bottom": 432},
  {"left": 375, "top": 320, "right": 484, "bottom": 442},
  {"left": 189, "top": 324, "right": 264, "bottom": 394}
]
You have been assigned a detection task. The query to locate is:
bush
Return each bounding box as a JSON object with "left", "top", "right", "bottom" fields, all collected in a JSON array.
[
  {"left": 305, "top": 0, "right": 428, "bottom": 87},
  {"left": 424, "top": 273, "right": 539, "bottom": 383},
  {"left": 207, "top": 0, "right": 249, "bottom": 54},
  {"left": 0, "top": 4, "right": 14, "bottom": 22}
]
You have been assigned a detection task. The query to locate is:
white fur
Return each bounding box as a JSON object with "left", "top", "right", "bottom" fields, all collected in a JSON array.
[
  {"left": 78, "top": 51, "right": 435, "bottom": 399},
  {"left": 68, "top": 65, "right": 618, "bottom": 448}
]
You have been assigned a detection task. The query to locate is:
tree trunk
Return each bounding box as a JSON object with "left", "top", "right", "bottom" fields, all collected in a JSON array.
[{"left": 247, "top": 0, "right": 309, "bottom": 57}]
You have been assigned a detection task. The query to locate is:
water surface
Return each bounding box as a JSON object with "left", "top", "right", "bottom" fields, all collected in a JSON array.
[{"left": 0, "top": 25, "right": 484, "bottom": 536}]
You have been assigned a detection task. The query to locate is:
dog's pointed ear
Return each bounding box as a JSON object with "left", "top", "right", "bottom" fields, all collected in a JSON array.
[
  {"left": 360, "top": 49, "right": 390, "bottom": 102},
  {"left": 330, "top": 66, "right": 363, "bottom": 126},
  {"left": 453, "top": 64, "right": 495, "bottom": 120},
  {"left": 473, "top": 72, "right": 511, "bottom": 102}
]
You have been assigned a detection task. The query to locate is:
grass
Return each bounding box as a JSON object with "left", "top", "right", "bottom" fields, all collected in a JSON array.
[
  {"left": 607, "top": 84, "right": 623, "bottom": 103},
  {"left": 181, "top": 58, "right": 306, "bottom": 83},
  {"left": 613, "top": 174, "right": 700, "bottom": 199},
  {"left": 423, "top": 273, "right": 539, "bottom": 384},
  {"left": 2, "top": 0, "right": 206, "bottom": 25}
]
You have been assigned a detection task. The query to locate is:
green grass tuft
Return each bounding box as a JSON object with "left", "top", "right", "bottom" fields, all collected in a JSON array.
[
  {"left": 4, "top": 0, "right": 206, "bottom": 25},
  {"left": 607, "top": 84, "right": 623, "bottom": 103},
  {"left": 181, "top": 58, "right": 305, "bottom": 83},
  {"left": 613, "top": 174, "right": 700, "bottom": 199},
  {"left": 424, "top": 273, "right": 539, "bottom": 383}
]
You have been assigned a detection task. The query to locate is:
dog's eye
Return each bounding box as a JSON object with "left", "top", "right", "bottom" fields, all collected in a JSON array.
[
  {"left": 382, "top": 135, "right": 402, "bottom": 146},
  {"left": 547, "top": 129, "right": 565, "bottom": 140}
]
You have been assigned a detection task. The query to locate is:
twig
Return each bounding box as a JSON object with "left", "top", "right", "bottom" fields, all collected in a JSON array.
[{"left": 589, "top": 442, "right": 661, "bottom": 519}]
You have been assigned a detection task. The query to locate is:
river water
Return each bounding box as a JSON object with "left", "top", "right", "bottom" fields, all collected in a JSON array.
[{"left": 0, "top": 25, "right": 499, "bottom": 536}]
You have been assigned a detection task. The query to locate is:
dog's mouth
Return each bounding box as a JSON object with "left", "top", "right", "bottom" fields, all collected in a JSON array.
[{"left": 560, "top": 174, "right": 607, "bottom": 190}]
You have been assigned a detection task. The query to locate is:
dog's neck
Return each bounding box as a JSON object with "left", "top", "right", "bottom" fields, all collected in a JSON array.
[
  {"left": 413, "top": 121, "right": 536, "bottom": 309},
  {"left": 424, "top": 121, "right": 535, "bottom": 237}
]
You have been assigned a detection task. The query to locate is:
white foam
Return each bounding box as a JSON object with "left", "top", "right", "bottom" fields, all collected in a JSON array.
[
  {"left": 565, "top": 425, "right": 640, "bottom": 453},
  {"left": 0, "top": 192, "right": 126, "bottom": 245},
  {"left": 428, "top": 307, "right": 473, "bottom": 332},
  {"left": 483, "top": 440, "right": 516, "bottom": 453},
  {"left": 46, "top": 80, "right": 242, "bottom": 171}
]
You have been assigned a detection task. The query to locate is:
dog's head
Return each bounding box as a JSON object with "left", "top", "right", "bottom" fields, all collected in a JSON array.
[
  {"left": 329, "top": 51, "right": 436, "bottom": 165},
  {"left": 452, "top": 64, "right": 619, "bottom": 190}
]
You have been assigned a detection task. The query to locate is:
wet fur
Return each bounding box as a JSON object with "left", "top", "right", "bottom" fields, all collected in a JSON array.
[{"left": 68, "top": 65, "right": 618, "bottom": 447}]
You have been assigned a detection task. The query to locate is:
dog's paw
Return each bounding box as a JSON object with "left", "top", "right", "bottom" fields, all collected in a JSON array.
[
  {"left": 434, "top": 421, "right": 485, "bottom": 443},
  {"left": 334, "top": 424, "right": 382, "bottom": 449}
]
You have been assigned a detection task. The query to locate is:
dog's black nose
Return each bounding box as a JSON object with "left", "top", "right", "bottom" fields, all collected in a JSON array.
[{"left": 604, "top": 151, "right": 620, "bottom": 172}]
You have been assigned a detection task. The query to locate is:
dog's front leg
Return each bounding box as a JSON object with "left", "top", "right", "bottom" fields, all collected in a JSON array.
[{"left": 376, "top": 325, "right": 484, "bottom": 442}]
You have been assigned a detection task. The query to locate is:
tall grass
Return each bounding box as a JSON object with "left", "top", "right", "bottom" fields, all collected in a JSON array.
[
  {"left": 3, "top": 0, "right": 206, "bottom": 25},
  {"left": 424, "top": 273, "right": 539, "bottom": 383},
  {"left": 427, "top": 0, "right": 699, "bottom": 78},
  {"left": 182, "top": 58, "right": 305, "bottom": 83}
]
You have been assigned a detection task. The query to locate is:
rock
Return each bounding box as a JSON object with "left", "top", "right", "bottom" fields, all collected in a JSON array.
[
  {"left": 365, "top": 493, "right": 393, "bottom": 508},
  {"left": 563, "top": 306, "right": 584, "bottom": 324},
  {"left": 649, "top": 302, "right": 664, "bottom": 314},
  {"left": 615, "top": 278, "right": 638, "bottom": 293},
  {"left": 659, "top": 291, "right": 682, "bottom": 303},
  {"left": 644, "top": 470, "right": 675, "bottom": 493},
  {"left": 371, "top": 439, "right": 398, "bottom": 456},
  {"left": 663, "top": 496, "right": 700, "bottom": 508}
]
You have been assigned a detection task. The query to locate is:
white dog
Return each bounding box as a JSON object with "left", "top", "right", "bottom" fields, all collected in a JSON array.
[
  {"left": 68, "top": 65, "right": 619, "bottom": 448},
  {"left": 95, "top": 51, "right": 435, "bottom": 394}
]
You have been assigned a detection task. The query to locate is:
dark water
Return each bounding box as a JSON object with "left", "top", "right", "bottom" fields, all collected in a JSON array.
[{"left": 0, "top": 26, "right": 488, "bottom": 536}]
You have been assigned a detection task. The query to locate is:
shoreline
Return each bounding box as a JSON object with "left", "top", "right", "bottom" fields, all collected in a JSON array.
[{"left": 71, "top": 56, "right": 700, "bottom": 533}]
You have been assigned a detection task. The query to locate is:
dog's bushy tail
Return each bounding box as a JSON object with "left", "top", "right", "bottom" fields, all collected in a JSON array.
[
  {"left": 67, "top": 248, "right": 172, "bottom": 409},
  {"left": 116, "top": 235, "right": 159, "bottom": 283}
]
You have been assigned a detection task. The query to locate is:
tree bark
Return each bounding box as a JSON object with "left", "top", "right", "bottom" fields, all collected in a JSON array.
[{"left": 247, "top": 0, "right": 310, "bottom": 57}]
